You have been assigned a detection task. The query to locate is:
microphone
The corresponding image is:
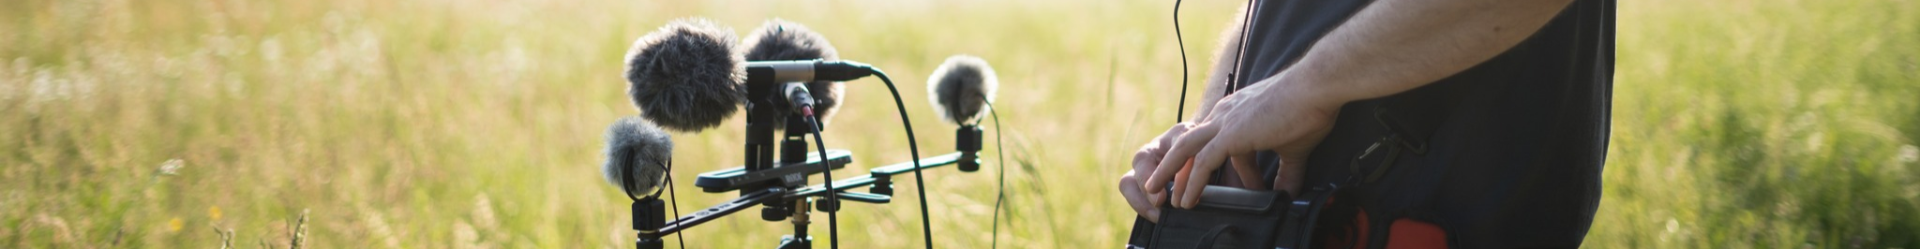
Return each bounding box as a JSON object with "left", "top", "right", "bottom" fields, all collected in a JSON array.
[
  {"left": 746, "top": 60, "right": 875, "bottom": 84},
  {"left": 624, "top": 18, "right": 746, "bottom": 133},
  {"left": 926, "top": 55, "right": 999, "bottom": 172},
  {"left": 743, "top": 19, "right": 861, "bottom": 127},
  {"left": 603, "top": 116, "right": 675, "bottom": 199},
  {"left": 927, "top": 55, "right": 999, "bottom": 125}
]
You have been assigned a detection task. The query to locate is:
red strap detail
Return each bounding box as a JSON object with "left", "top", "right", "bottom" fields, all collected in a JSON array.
[{"left": 1342, "top": 211, "right": 1449, "bottom": 249}]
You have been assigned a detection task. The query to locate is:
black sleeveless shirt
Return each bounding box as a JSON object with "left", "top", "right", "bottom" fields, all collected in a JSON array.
[{"left": 1230, "top": 0, "right": 1614, "bottom": 247}]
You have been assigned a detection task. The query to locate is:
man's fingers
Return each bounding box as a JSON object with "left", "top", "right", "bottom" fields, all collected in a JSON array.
[
  {"left": 1131, "top": 149, "right": 1162, "bottom": 179},
  {"left": 1177, "top": 143, "right": 1227, "bottom": 209},
  {"left": 1131, "top": 123, "right": 1192, "bottom": 191},
  {"left": 1118, "top": 171, "right": 1161, "bottom": 223},
  {"left": 1230, "top": 153, "right": 1263, "bottom": 190},
  {"left": 1274, "top": 153, "right": 1311, "bottom": 197},
  {"left": 1161, "top": 123, "right": 1192, "bottom": 144},
  {"left": 1151, "top": 184, "right": 1167, "bottom": 205},
  {"left": 1145, "top": 124, "right": 1218, "bottom": 194},
  {"left": 1170, "top": 160, "right": 1193, "bottom": 209}
]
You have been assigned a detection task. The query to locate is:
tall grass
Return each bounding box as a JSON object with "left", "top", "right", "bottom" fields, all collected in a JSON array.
[
  {"left": 1590, "top": 0, "right": 1920, "bottom": 247},
  {"left": 0, "top": 0, "right": 1913, "bottom": 248}
]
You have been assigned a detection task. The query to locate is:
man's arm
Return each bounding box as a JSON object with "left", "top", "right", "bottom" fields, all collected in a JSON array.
[
  {"left": 1146, "top": 0, "right": 1580, "bottom": 208},
  {"left": 1265, "top": 0, "right": 1576, "bottom": 105}
]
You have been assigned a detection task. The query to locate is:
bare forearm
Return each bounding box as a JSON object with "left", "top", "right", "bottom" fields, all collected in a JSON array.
[{"left": 1264, "top": 0, "right": 1575, "bottom": 105}]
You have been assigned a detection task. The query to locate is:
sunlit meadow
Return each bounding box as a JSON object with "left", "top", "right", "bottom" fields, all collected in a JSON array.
[{"left": 2, "top": 0, "right": 1915, "bottom": 248}]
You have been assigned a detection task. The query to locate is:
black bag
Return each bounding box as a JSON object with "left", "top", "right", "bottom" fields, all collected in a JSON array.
[{"left": 1126, "top": 185, "right": 1335, "bottom": 249}]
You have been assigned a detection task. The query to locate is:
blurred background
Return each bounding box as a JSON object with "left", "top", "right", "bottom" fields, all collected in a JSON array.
[{"left": 2, "top": 0, "right": 1915, "bottom": 248}]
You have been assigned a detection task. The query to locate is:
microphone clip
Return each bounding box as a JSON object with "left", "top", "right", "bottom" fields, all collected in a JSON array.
[{"left": 955, "top": 125, "right": 984, "bottom": 172}]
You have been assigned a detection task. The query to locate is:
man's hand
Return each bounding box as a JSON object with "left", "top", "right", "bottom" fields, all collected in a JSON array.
[
  {"left": 1120, "top": 124, "right": 1190, "bottom": 223},
  {"left": 1143, "top": 79, "right": 1341, "bottom": 209}
]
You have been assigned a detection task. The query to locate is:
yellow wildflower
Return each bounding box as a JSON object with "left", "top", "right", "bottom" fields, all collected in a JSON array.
[{"left": 167, "top": 217, "right": 184, "bottom": 232}]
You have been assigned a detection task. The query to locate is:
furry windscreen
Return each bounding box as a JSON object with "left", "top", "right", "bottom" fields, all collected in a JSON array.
[
  {"left": 625, "top": 18, "right": 746, "bottom": 133},
  {"left": 743, "top": 19, "right": 845, "bottom": 128},
  {"left": 927, "top": 55, "right": 999, "bottom": 125},
  {"left": 603, "top": 116, "right": 674, "bottom": 198}
]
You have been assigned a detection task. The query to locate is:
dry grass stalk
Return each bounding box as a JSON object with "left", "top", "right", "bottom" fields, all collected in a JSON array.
[
  {"left": 211, "top": 225, "right": 235, "bottom": 249},
  {"left": 290, "top": 209, "right": 309, "bottom": 249}
]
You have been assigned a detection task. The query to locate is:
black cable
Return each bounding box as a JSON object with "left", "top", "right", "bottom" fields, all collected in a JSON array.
[
  {"left": 1173, "top": 0, "right": 1191, "bottom": 124},
  {"left": 664, "top": 161, "right": 685, "bottom": 249},
  {"left": 1226, "top": 0, "right": 1258, "bottom": 95},
  {"left": 804, "top": 110, "right": 841, "bottom": 249},
  {"left": 869, "top": 69, "right": 937, "bottom": 249},
  {"left": 981, "top": 96, "right": 1007, "bottom": 249}
]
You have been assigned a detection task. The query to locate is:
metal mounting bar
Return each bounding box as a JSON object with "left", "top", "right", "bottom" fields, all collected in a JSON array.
[
  {"left": 832, "top": 192, "right": 892, "bottom": 204},
  {"left": 869, "top": 152, "right": 968, "bottom": 178},
  {"left": 788, "top": 175, "right": 880, "bottom": 198},
  {"left": 785, "top": 152, "right": 977, "bottom": 201},
  {"left": 652, "top": 189, "right": 786, "bottom": 236},
  {"left": 695, "top": 150, "right": 854, "bottom": 193}
]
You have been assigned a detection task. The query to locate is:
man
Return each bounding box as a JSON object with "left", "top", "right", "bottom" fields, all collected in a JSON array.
[{"left": 1119, "top": 0, "right": 1613, "bottom": 247}]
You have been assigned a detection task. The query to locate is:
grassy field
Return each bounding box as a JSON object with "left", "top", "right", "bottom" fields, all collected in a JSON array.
[{"left": 2, "top": 0, "right": 1914, "bottom": 248}]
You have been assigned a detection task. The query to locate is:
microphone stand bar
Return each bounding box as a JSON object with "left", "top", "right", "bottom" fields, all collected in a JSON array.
[
  {"left": 694, "top": 150, "right": 854, "bottom": 193},
  {"left": 788, "top": 152, "right": 974, "bottom": 202},
  {"left": 788, "top": 175, "right": 883, "bottom": 202},
  {"left": 869, "top": 152, "right": 968, "bottom": 178},
  {"left": 648, "top": 188, "right": 786, "bottom": 237}
]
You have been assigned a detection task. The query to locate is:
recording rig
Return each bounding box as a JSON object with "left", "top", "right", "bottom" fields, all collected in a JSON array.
[
  {"left": 625, "top": 60, "right": 990, "bottom": 249},
  {"left": 614, "top": 18, "right": 1005, "bottom": 249}
]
